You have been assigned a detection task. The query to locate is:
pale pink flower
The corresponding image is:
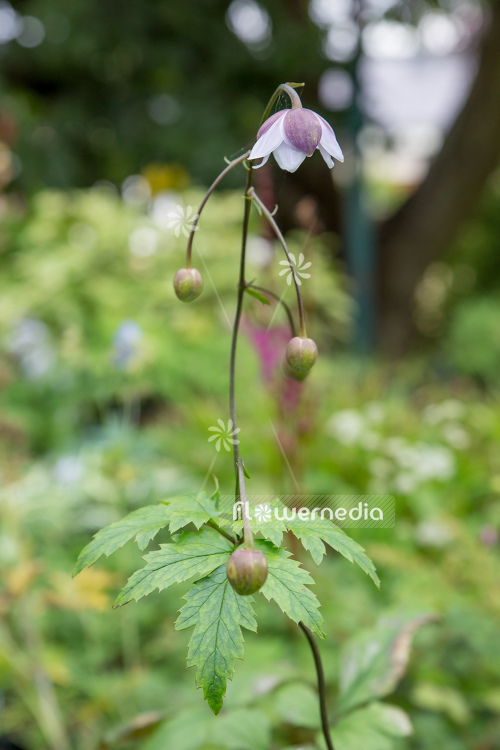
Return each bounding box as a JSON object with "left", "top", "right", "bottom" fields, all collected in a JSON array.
[{"left": 249, "top": 108, "right": 344, "bottom": 173}]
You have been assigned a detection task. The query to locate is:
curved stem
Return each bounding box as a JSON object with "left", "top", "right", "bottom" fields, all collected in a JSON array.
[
  {"left": 229, "top": 164, "right": 254, "bottom": 491},
  {"left": 247, "top": 187, "right": 307, "bottom": 338},
  {"left": 186, "top": 150, "right": 250, "bottom": 267},
  {"left": 299, "top": 621, "right": 335, "bottom": 750},
  {"left": 229, "top": 83, "right": 304, "bottom": 513},
  {"left": 258, "top": 82, "right": 304, "bottom": 129},
  {"left": 246, "top": 282, "right": 297, "bottom": 337}
]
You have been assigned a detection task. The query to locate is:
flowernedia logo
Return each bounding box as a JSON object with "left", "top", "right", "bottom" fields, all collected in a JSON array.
[{"left": 223, "top": 495, "right": 396, "bottom": 529}]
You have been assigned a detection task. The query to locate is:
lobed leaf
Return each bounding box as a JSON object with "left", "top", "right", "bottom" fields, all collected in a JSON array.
[
  {"left": 74, "top": 492, "right": 222, "bottom": 576},
  {"left": 167, "top": 492, "right": 221, "bottom": 533},
  {"left": 255, "top": 539, "right": 324, "bottom": 638},
  {"left": 175, "top": 564, "right": 257, "bottom": 714},
  {"left": 114, "top": 528, "right": 232, "bottom": 607},
  {"left": 73, "top": 504, "right": 172, "bottom": 576},
  {"left": 286, "top": 516, "right": 380, "bottom": 588}
]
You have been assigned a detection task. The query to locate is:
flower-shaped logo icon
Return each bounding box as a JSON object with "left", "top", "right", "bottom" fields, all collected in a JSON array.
[
  {"left": 166, "top": 205, "right": 199, "bottom": 238},
  {"left": 208, "top": 419, "right": 241, "bottom": 452},
  {"left": 279, "top": 253, "right": 312, "bottom": 286},
  {"left": 254, "top": 504, "right": 272, "bottom": 522}
]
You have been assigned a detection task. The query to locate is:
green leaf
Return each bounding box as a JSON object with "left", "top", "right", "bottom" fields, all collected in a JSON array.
[
  {"left": 274, "top": 682, "right": 321, "bottom": 729},
  {"left": 114, "top": 528, "right": 232, "bottom": 607},
  {"left": 286, "top": 516, "right": 380, "bottom": 588},
  {"left": 175, "top": 564, "right": 257, "bottom": 715},
  {"left": 167, "top": 493, "right": 221, "bottom": 533},
  {"left": 338, "top": 613, "right": 437, "bottom": 713},
  {"left": 411, "top": 682, "right": 471, "bottom": 724},
  {"left": 244, "top": 287, "right": 270, "bottom": 305},
  {"left": 254, "top": 539, "right": 324, "bottom": 638},
  {"left": 143, "top": 707, "right": 271, "bottom": 750},
  {"left": 73, "top": 504, "right": 172, "bottom": 576},
  {"left": 327, "top": 702, "right": 412, "bottom": 750},
  {"left": 221, "top": 499, "right": 286, "bottom": 547},
  {"left": 213, "top": 707, "right": 270, "bottom": 749}
]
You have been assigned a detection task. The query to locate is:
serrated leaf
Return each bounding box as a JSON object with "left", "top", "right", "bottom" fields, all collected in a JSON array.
[
  {"left": 286, "top": 516, "right": 380, "bottom": 587},
  {"left": 167, "top": 493, "right": 221, "bottom": 534},
  {"left": 114, "top": 528, "right": 232, "bottom": 607},
  {"left": 338, "top": 613, "right": 437, "bottom": 713},
  {"left": 244, "top": 287, "right": 270, "bottom": 305},
  {"left": 222, "top": 499, "right": 286, "bottom": 547},
  {"left": 73, "top": 504, "right": 172, "bottom": 576},
  {"left": 327, "top": 702, "right": 412, "bottom": 750},
  {"left": 254, "top": 539, "right": 324, "bottom": 637},
  {"left": 175, "top": 564, "right": 257, "bottom": 714}
]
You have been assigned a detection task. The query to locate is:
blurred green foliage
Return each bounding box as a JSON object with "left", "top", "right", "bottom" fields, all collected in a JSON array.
[
  {"left": 1, "top": 0, "right": 332, "bottom": 191},
  {"left": 0, "top": 187, "right": 499, "bottom": 748}
]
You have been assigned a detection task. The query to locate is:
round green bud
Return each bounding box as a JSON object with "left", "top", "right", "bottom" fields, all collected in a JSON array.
[
  {"left": 226, "top": 548, "right": 268, "bottom": 596},
  {"left": 173, "top": 268, "right": 203, "bottom": 302},
  {"left": 285, "top": 336, "right": 318, "bottom": 377}
]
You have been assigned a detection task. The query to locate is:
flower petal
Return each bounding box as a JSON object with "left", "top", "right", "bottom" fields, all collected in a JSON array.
[
  {"left": 318, "top": 145, "right": 334, "bottom": 169},
  {"left": 249, "top": 114, "right": 285, "bottom": 161},
  {"left": 283, "top": 109, "right": 322, "bottom": 155},
  {"left": 257, "top": 109, "right": 290, "bottom": 139},
  {"left": 273, "top": 142, "right": 307, "bottom": 172},
  {"left": 315, "top": 114, "right": 344, "bottom": 162},
  {"left": 251, "top": 152, "right": 270, "bottom": 170}
]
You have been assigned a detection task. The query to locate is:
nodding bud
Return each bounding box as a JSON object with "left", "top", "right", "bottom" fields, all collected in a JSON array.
[
  {"left": 226, "top": 548, "right": 268, "bottom": 596},
  {"left": 173, "top": 268, "right": 203, "bottom": 302},
  {"left": 285, "top": 336, "right": 318, "bottom": 378}
]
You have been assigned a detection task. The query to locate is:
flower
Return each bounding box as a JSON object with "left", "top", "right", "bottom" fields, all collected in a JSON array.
[{"left": 249, "top": 107, "right": 344, "bottom": 173}]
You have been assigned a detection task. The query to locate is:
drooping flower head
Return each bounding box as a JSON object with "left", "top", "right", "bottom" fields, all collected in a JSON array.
[{"left": 249, "top": 106, "right": 344, "bottom": 173}]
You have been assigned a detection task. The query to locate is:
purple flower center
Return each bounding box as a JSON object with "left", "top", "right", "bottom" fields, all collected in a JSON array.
[{"left": 283, "top": 109, "right": 322, "bottom": 155}]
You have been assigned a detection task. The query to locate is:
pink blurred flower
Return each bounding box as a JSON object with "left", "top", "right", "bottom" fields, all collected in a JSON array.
[{"left": 246, "top": 324, "right": 289, "bottom": 383}]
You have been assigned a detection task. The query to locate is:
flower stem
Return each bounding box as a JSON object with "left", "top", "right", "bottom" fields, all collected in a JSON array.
[
  {"left": 298, "top": 621, "right": 335, "bottom": 750},
  {"left": 247, "top": 187, "right": 307, "bottom": 338},
  {"left": 237, "top": 458, "right": 254, "bottom": 549},
  {"left": 229, "top": 163, "right": 254, "bottom": 493},
  {"left": 229, "top": 83, "right": 304, "bottom": 524},
  {"left": 259, "top": 82, "right": 304, "bottom": 128},
  {"left": 186, "top": 150, "right": 250, "bottom": 268},
  {"left": 246, "top": 282, "right": 297, "bottom": 337}
]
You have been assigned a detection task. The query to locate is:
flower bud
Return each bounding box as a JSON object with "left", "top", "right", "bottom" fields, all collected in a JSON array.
[
  {"left": 226, "top": 548, "right": 268, "bottom": 596},
  {"left": 285, "top": 336, "right": 318, "bottom": 377},
  {"left": 173, "top": 268, "right": 203, "bottom": 302}
]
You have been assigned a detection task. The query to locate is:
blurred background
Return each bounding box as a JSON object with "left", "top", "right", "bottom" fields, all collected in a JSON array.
[{"left": 1, "top": 0, "right": 500, "bottom": 748}]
